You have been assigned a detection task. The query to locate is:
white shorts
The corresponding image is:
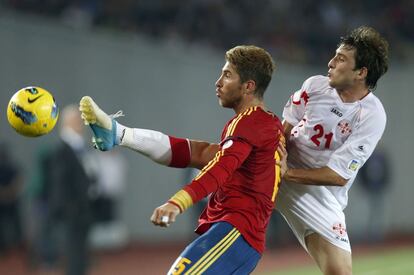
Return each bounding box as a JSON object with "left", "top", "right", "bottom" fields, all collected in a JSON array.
[{"left": 276, "top": 182, "right": 352, "bottom": 253}]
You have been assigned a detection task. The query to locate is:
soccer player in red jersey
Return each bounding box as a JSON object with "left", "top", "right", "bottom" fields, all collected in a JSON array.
[{"left": 80, "top": 45, "right": 285, "bottom": 274}]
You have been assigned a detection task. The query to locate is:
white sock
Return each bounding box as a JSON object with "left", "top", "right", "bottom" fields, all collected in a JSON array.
[{"left": 116, "top": 122, "right": 172, "bottom": 166}]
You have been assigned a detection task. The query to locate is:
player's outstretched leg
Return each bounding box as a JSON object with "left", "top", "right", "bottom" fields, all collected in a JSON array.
[{"left": 79, "top": 96, "right": 117, "bottom": 151}]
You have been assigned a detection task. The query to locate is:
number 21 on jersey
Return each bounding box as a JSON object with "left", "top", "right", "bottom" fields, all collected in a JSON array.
[{"left": 310, "top": 124, "right": 333, "bottom": 149}]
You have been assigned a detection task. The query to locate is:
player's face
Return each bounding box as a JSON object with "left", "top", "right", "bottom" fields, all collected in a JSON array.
[
  {"left": 327, "top": 45, "right": 359, "bottom": 91},
  {"left": 215, "top": 62, "right": 244, "bottom": 108}
]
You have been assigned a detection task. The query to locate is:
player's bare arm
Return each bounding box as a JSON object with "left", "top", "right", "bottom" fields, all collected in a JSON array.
[
  {"left": 189, "top": 140, "right": 219, "bottom": 169},
  {"left": 282, "top": 121, "right": 294, "bottom": 140},
  {"left": 276, "top": 144, "right": 288, "bottom": 178},
  {"left": 284, "top": 166, "right": 347, "bottom": 186}
]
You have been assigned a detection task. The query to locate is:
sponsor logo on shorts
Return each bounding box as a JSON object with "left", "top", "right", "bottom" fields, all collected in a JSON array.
[{"left": 335, "top": 236, "right": 349, "bottom": 243}]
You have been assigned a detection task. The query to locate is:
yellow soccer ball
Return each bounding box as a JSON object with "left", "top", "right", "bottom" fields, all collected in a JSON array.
[{"left": 7, "top": 86, "right": 59, "bottom": 137}]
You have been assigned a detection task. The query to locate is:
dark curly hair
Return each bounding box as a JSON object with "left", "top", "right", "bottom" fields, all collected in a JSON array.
[{"left": 340, "top": 26, "right": 389, "bottom": 90}]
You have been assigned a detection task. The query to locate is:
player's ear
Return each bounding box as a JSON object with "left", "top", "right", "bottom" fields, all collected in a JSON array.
[
  {"left": 356, "top": 67, "right": 368, "bottom": 81},
  {"left": 244, "top": 80, "right": 256, "bottom": 94}
]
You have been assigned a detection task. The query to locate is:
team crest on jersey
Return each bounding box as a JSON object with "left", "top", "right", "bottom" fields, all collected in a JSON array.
[{"left": 337, "top": 120, "right": 352, "bottom": 136}]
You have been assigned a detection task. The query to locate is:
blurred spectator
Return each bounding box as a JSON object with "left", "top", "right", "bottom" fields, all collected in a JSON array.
[
  {"left": 91, "top": 150, "right": 126, "bottom": 224},
  {"left": 50, "top": 104, "right": 99, "bottom": 275},
  {"left": 4, "top": 0, "right": 413, "bottom": 64},
  {"left": 0, "top": 143, "right": 23, "bottom": 255},
  {"left": 28, "top": 145, "right": 60, "bottom": 267},
  {"left": 358, "top": 145, "right": 391, "bottom": 242},
  {"left": 89, "top": 150, "right": 129, "bottom": 250}
]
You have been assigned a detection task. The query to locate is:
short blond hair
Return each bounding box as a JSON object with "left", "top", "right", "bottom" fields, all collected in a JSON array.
[{"left": 225, "top": 45, "right": 275, "bottom": 98}]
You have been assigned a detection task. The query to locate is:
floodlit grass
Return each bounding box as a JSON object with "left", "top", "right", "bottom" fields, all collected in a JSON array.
[{"left": 260, "top": 247, "right": 414, "bottom": 275}]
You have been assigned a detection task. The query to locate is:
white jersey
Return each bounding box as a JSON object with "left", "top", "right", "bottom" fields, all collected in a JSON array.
[
  {"left": 282, "top": 75, "right": 386, "bottom": 209},
  {"left": 276, "top": 75, "right": 386, "bottom": 252}
]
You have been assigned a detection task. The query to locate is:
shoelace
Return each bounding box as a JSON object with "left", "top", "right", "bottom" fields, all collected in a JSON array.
[{"left": 110, "top": 110, "right": 125, "bottom": 119}]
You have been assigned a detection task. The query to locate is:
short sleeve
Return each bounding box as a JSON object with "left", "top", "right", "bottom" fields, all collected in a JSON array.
[
  {"left": 327, "top": 110, "right": 386, "bottom": 179},
  {"left": 282, "top": 77, "right": 314, "bottom": 125}
]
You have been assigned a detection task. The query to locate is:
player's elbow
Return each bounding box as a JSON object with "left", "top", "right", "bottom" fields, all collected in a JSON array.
[
  {"left": 189, "top": 142, "right": 220, "bottom": 169},
  {"left": 333, "top": 175, "right": 348, "bottom": 186},
  {"left": 325, "top": 167, "right": 348, "bottom": 186}
]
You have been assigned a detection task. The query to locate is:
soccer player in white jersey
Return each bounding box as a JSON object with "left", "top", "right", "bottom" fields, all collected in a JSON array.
[
  {"left": 278, "top": 26, "right": 389, "bottom": 274},
  {"left": 79, "top": 26, "right": 388, "bottom": 274}
]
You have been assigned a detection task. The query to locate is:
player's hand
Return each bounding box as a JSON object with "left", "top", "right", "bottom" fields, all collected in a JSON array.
[
  {"left": 276, "top": 144, "right": 288, "bottom": 178},
  {"left": 151, "top": 202, "right": 180, "bottom": 227}
]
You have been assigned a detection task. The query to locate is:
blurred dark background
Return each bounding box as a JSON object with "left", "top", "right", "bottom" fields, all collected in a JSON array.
[{"left": 3, "top": 0, "right": 414, "bottom": 65}]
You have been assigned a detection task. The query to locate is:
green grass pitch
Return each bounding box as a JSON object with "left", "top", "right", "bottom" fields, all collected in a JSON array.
[{"left": 260, "top": 247, "right": 414, "bottom": 275}]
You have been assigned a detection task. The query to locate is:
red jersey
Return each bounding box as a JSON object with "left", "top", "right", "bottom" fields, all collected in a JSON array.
[{"left": 183, "top": 106, "right": 284, "bottom": 253}]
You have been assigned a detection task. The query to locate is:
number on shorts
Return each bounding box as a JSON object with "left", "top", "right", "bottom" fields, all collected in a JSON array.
[{"left": 172, "top": 257, "right": 192, "bottom": 275}]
